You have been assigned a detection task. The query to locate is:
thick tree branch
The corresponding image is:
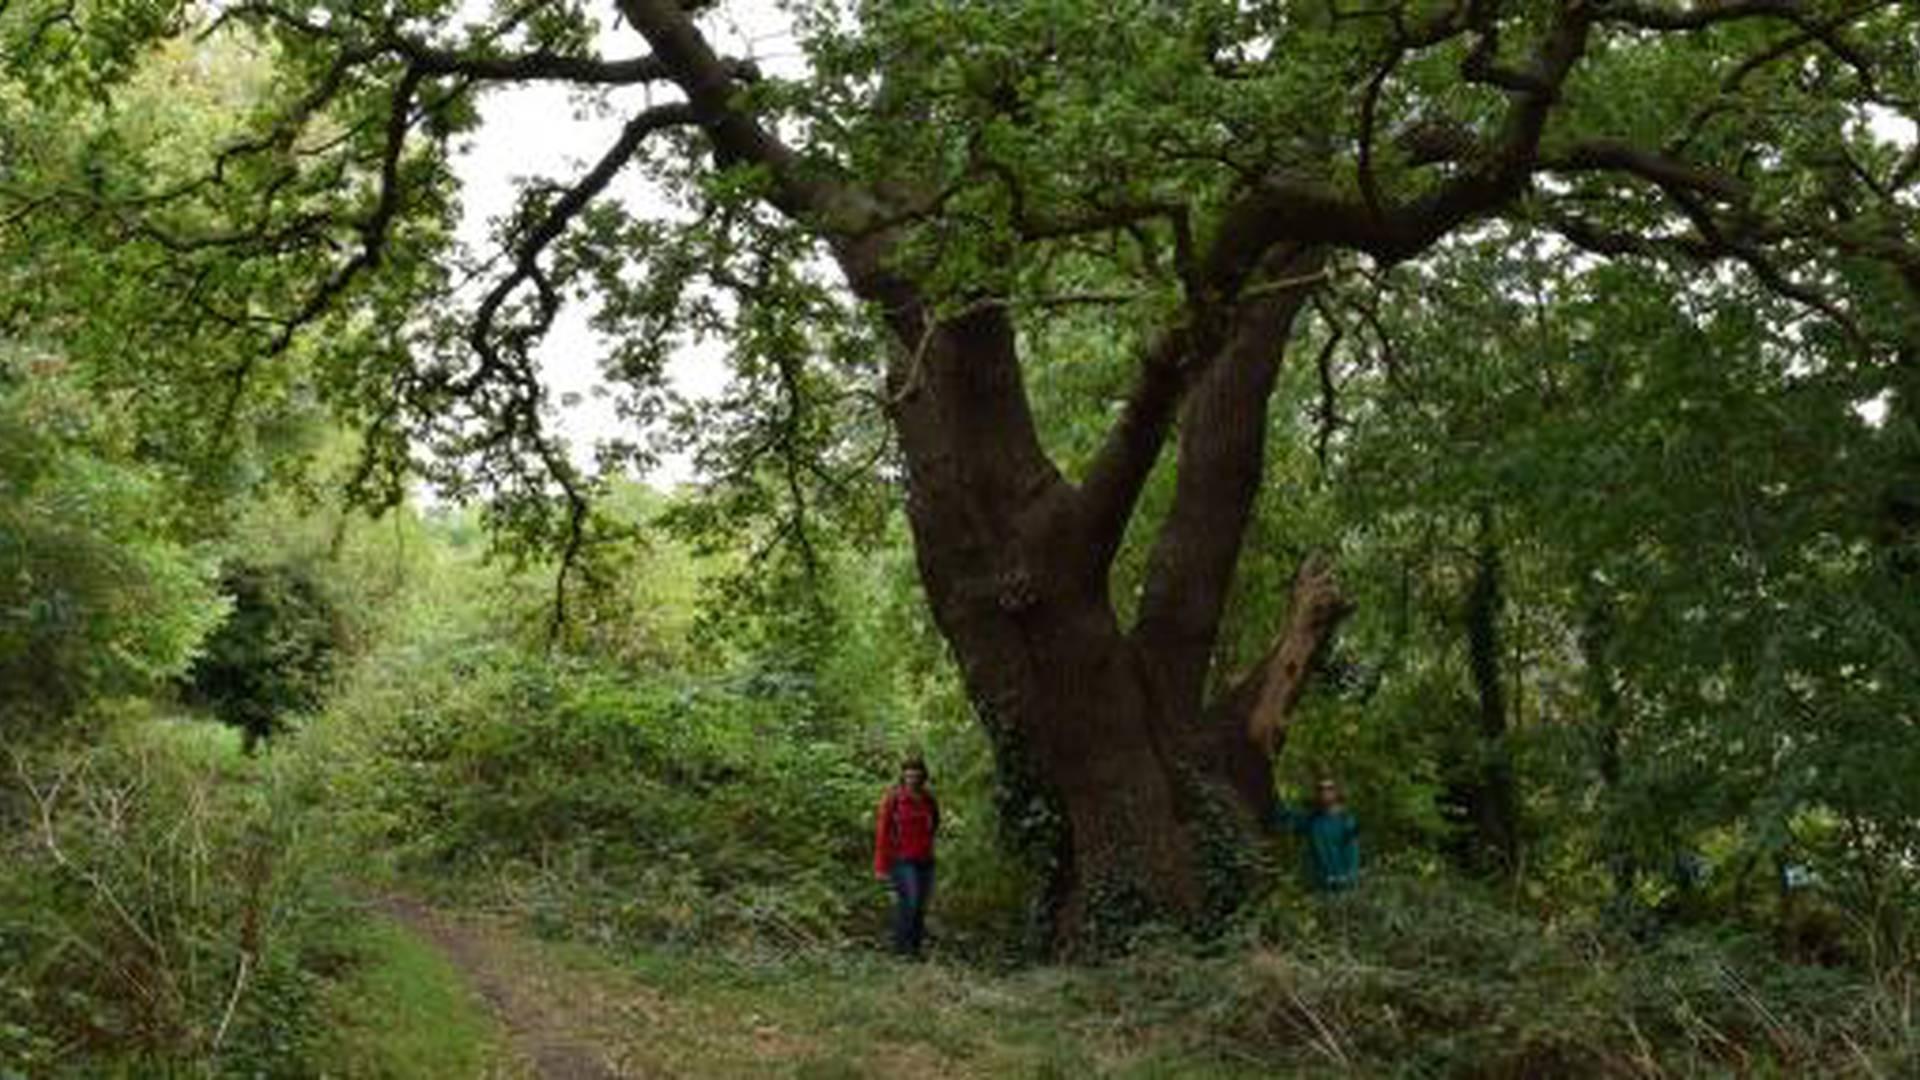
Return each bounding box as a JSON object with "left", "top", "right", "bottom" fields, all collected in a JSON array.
[
  {"left": 1076, "top": 225, "right": 1334, "bottom": 589},
  {"left": 1390, "top": 0, "right": 1593, "bottom": 250},
  {"left": 1210, "top": 0, "right": 1593, "bottom": 270},
  {"left": 1605, "top": 0, "right": 1889, "bottom": 97},
  {"left": 1542, "top": 213, "right": 1716, "bottom": 261},
  {"left": 1074, "top": 326, "right": 1198, "bottom": 573},
  {"left": 611, "top": 8, "right": 1098, "bottom": 603},
  {"left": 1310, "top": 308, "right": 1346, "bottom": 475},
  {"left": 618, "top": 0, "right": 878, "bottom": 236},
  {"left": 1243, "top": 554, "right": 1353, "bottom": 757},
  {"left": 1357, "top": 47, "right": 1400, "bottom": 223},
  {"left": 398, "top": 45, "right": 673, "bottom": 84},
  {"left": 1594, "top": 0, "right": 1799, "bottom": 31},
  {"left": 1540, "top": 145, "right": 1885, "bottom": 350},
  {"left": 1088, "top": 8, "right": 1596, "bottom": 682},
  {"left": 1131, "top": 248, "right": 1325, "bottom": 715},
  {"left": 1015, "top": 200, "right": 1183, "bottom": 243},
  {"left": 211, "top": 64, "right": 425, "bottom": 437},
  {"left": 1547, "top": 139, "right": 1752, "bottom": 204},
  {"left": 453, "top": 101, "right": 698, "bottom": 395}
]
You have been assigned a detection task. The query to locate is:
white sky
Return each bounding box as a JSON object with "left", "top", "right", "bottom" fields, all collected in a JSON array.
[{"left": 450, "top": 0, "right": 798, "bottom": 483}]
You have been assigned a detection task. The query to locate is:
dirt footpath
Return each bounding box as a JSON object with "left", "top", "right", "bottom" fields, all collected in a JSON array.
[
  {"left": 373, "top": 897, "right": 625, "bottom": 1080},
  {"left": 367, "top": 897, "right": 840, "bottom": 1079}
]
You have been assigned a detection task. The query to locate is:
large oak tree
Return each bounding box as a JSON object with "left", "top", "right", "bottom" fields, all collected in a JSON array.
[{"left": 5, "top": 0, "right": 1916, "bottom": 945}]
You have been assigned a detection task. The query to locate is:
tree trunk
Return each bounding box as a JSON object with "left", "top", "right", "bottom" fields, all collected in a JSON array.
[
  {"left": 906, "top": 547, "right": 1331, "bottom": 947},
  {"left": 1458, "top": 509, "right": 1521, "bottom": 877},
  {"left": 871, "top": 272, "right": 1342, "bottom": 948},
  {"left": 1581, "top": 586, "right": 1635, "bottom": 902}
]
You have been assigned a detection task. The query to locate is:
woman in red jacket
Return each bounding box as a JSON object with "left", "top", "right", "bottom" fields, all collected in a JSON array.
[{"left": 873, "top": 755, "right": 940, "bottom": 958}]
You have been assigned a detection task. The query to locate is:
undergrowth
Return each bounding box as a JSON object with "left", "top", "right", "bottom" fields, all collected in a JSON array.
[
  {"left": 478, "top": 873, "right": 1915, "bottom": 1078},
  {"left": 303, "top": 639, "right": 882, "bottom": 950},
  {"left": 0, "top": 713, "right": 351, "bottom": 1077},
  {"left": 7, "top": 706, "right": 1911, "bottom": 1077},
  {"left": 1183, "top": 873, "right": 1917, "bottom": 1076},
  {"left": 285, "top": 623, "right": 1917, "bottom": 1076}
]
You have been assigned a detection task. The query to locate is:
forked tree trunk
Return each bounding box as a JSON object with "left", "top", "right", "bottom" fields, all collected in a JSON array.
[
  {"left": 873, "top": 281, "right": 1348, "bottom": 947},
  {"left": 908, "top": 540, "right": 1338, "bottom": 945},
  {"left": 906, "top": 541, "right": 1351, "bottom": 946}
]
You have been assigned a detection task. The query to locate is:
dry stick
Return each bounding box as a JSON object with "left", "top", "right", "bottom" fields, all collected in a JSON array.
[
  {"left": 1285, "top": 985, "right": 1352, "bottom": 1067},
  {"left": 1618, "top": 1010, "right": 1663, "bottom": 1078},
  {"left": 209, "top": 950, "right": 255, "bottom": 1061},
  {"left": 1237, "top": 266, "right": 1335, "bottom": 299},
  {"left": 886, "top": 314, "right": 940, "bottom": 407},
  {"left": 13, "top": 750, "right": 167, "bottom": 963},
  {"left": 1839, "top": 1027, "right": 1885, "bottom": 1080},
  {"left": 1721, "top": 959, "right": 1800, "bottom": 1062},
  {"left": 10, "top": 749, "right": 183, "bottom": 1025}
]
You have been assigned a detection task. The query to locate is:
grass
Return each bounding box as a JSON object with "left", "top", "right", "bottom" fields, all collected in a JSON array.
[
  {"left": 489, "top": 932, "right": 1282, "bottom": 1078},
  {"left": 410, "top": 876, "right": 1913, "bottom": 1080},
  {"left": 315, "top": 915, "right": 516, "bottom": 1079},
  {"left": 29, "top": 715, "right": 1900, "bottom": 1078}
]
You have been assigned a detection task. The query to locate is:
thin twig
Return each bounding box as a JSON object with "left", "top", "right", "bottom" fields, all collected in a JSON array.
[{"left": 209, "top": 950, "right": 254, "bottom": 1059}]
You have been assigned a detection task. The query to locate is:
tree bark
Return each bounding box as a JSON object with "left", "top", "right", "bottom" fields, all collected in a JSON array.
[
  {"left": 1246, "top": 554, "right": 1353, "bottom": 758},
  {"left": 1581, "top": 588, "right": 1635, "bottom": 902},
  {"left": 880, "top": 303, "right": 1202, "bottom": 945},
  {"left": 1133, "top": 250, "right": 1325, "bottom": 719},
  {"left": 1196, "top": 552, "right": 1353, "bottom": 820}
]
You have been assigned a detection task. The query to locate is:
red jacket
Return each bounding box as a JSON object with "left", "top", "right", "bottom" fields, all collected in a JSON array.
[{"left": 873, "top": 786, "right": 939, "bottom": 875}]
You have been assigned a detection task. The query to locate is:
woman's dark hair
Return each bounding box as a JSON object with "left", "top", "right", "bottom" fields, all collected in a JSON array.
[{"left": 900, "top": 755, "right": 929, "bottom": 778}]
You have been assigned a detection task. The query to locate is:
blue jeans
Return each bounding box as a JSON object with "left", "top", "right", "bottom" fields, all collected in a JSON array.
[{"left": 889, "top": 859, "right": 935, "bottom": 957}]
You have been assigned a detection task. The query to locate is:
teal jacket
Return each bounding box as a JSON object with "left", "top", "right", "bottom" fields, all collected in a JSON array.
[{"left": 1273, "top": 805, "right": 1360, "bottom": 891}]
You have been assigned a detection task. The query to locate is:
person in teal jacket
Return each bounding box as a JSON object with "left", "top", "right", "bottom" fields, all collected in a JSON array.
[{"left": 1273, "top": 777, "right": 1360, "bottom": 891}]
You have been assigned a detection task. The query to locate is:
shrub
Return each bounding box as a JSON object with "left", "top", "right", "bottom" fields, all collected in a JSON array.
[
  {"left": 304, "top": 640, "right": 881, "bottom": 950},
  {"left": 0, "top": 352, "right": 224, "bottom": 738},
  {"left": 0, "top": 716, "right": 347, "bottom": 1076},
  {"left": 1171, "top": 870, "right": 1919, "bottom": 1076},
  {"left": 183, "top": 558, "right": 346, "bottom": 752}
]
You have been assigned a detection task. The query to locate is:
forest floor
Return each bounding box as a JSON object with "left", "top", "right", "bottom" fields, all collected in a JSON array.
[
  {"left": 370, "top": 897, "right": 622, "bottom": 1079},
  {"left": 344, "top": 896, "right": 1267, "bottom": 1079}
]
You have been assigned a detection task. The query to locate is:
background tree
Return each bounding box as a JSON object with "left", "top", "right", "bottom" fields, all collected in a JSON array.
[
  {"left": 0, "top": 348, "right": 225, "bottom": 735},
  {"left": 183, "top": 559, "right": 345, "bottom": 751}
]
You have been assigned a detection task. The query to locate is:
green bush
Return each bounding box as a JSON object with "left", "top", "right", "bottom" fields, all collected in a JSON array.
[
  {"left": 0, "top": 716, "right": 349, "bottom": 1077},
  {"left": 1155, "top": 871, "right": 1920, "bottom": 1076},
  {"left": 305, "top": 639, "right": 881, "bottom": 949},
  {"left": 0, "top": 353, "right": 225, "bottom": 737},
  {"left": 183, "top": 558, "right": 346, "bottom": 752}
]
